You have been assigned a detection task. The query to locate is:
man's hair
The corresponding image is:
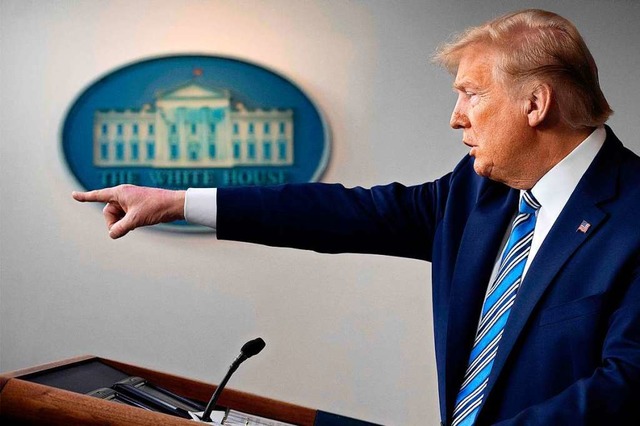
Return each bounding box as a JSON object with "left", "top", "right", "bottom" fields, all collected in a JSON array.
[{"left": 433, "top": 9, "right": 613, "bottom": 129}]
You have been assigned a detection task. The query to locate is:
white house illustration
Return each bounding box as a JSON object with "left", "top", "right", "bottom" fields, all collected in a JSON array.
[{"left": 93, "top": 81, "right": 294, "bottom": 168}]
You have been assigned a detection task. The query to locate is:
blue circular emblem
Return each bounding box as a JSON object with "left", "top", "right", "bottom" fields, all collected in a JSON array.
[{"left": 62, "top": 55, "right": 330, "bottom": 218}]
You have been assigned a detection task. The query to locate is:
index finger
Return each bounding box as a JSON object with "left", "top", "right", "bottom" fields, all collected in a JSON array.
[{"left": 72, "top": 188, "right": 116, "bottom": 203}]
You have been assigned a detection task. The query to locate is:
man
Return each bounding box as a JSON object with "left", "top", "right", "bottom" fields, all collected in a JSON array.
[{"left": 73, "top": 9, "right": 640, "bottom": 425}]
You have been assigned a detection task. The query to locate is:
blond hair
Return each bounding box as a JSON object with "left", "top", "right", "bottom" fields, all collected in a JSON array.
[{"left": 434, "top": 9, "right": 613, "bottom": 129}]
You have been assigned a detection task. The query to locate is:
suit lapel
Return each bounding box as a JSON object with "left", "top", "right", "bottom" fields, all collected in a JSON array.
[
  {"left": 443, "top": 181, "right": 518, "bottom": 419},
  {"left": 479, "top": 129, "right": 622, "bottom": 410}
]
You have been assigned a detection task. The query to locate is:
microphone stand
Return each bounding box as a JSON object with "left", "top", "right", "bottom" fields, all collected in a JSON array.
[
  {"left": 200, "top": 356, "right": 243, "bottom": 422},
  {"left": 199, "top": 338, "right": 265, "bottom": 423}
]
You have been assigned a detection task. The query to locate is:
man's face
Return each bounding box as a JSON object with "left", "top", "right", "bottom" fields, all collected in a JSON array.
[{"left": 450, "top": 45, "right": 535, "bottom": 188}]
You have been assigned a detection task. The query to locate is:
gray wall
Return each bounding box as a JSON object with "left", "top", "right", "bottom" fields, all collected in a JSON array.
[{"left": 1, "top": 1, "right": 638, "bottom": 424}]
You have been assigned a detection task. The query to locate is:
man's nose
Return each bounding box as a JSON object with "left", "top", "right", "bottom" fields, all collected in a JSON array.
[
  {"left": 450, "top": 110, "right": 469, "bottom": 129},
  {"left": 450, "top": 97, "right": 469, "bottom": 129}
]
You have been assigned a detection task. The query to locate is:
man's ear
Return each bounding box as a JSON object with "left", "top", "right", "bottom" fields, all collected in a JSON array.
[{"left": 525, "top": 83, "right": 552, "bottom": 127}]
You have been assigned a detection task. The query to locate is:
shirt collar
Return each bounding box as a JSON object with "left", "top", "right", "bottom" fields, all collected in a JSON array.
[{"left": 527, "top": 126, "right": 606, "bottom": 217}]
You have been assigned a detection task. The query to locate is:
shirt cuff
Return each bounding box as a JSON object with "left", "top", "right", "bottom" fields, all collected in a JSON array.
[{"left": 184, "top": 188, "right": 217, "bottom": 229}]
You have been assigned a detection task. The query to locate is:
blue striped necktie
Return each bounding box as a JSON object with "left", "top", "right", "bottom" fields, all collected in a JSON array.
[{"left": 452, "top": 190, "right": 541, "bottom": 426}]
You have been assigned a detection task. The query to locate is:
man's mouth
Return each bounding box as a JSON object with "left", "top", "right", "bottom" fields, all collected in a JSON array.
[{"left": 464, "top": 142, "right": 477, "bottom": 156}]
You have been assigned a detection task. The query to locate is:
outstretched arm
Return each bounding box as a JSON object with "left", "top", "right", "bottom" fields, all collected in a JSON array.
[{"left": 72, "top": 184, "right": 185, "bottom": 239}]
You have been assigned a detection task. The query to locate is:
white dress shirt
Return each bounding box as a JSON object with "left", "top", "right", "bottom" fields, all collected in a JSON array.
[
  {"left": 496, "top": 125, "right": 606, "bottom": 282},
  {"left": 184, "top": 187, "right": 218, "bottom": 229}
]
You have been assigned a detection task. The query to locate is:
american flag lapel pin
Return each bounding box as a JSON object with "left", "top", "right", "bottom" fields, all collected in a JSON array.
[{"left": 577, "top": 220, "right": 591, "bottom": 233}]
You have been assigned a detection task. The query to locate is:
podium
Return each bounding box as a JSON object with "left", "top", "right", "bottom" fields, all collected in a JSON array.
[{"left": 0, "top": 355, "right": 378, "bottom": 425}]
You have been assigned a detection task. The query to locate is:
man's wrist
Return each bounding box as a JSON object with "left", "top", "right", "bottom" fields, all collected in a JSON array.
[{"left": 173, "top": 190, "right": 186, "bottom": 221}]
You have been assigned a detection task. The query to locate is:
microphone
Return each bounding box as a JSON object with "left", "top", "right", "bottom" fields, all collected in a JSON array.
[{"left": 200, "top": 337, "right": 266, "bottom": 422}]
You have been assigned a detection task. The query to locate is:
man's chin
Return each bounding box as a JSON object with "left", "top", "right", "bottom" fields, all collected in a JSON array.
[{"left": 472, "top": 160, "right": 494, "bottom": 180}]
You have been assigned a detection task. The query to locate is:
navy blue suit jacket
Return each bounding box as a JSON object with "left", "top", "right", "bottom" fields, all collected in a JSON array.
[{"left": 217, "top": 127, "right": 640, "bottom": 425}]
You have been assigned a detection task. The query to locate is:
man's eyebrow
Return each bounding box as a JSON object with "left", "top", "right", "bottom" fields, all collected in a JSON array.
[{"left": 453, "top": 80, "right": 478, "bottom": 91}]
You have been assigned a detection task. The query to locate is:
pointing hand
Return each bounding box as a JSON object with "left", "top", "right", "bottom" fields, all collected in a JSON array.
[{"left": 72, "top": 184, "right": 186, "bottom": 239}]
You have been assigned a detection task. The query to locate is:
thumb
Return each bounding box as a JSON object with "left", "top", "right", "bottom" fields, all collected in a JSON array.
[{"left": 108, "top": 213, "right": 136, "bottom": 239}]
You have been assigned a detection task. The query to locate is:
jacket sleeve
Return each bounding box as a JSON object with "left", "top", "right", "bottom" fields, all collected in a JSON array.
[{"left": 216, "top": 176, "right": 454, "bottom": 261}]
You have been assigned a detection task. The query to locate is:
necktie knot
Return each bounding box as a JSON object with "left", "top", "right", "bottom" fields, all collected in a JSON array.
[{"left": 520, "top": 190, "right": 541, "bottom": 215}]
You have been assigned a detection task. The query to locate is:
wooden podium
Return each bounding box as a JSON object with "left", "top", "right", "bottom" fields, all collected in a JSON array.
[{"left": 0, "top": 355, "right": 377, "bottom": 425}]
